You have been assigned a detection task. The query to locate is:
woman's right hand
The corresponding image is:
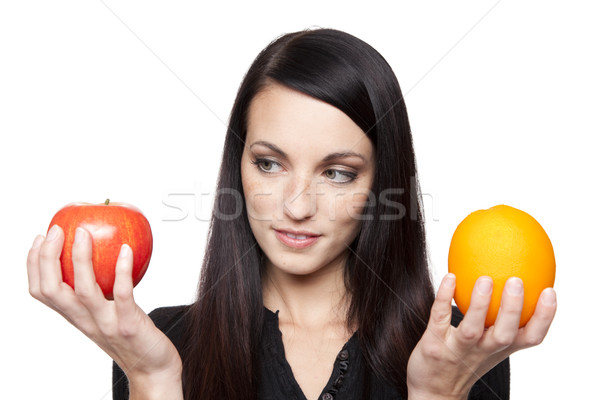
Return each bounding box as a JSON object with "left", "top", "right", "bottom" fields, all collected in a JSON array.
[{"left": 27, "top": 225, "right": 183, "bottom": 396}]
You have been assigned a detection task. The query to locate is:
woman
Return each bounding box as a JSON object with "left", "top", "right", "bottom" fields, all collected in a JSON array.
[{"left": 27, "top": 28, "right": 556, "bottom": 399}]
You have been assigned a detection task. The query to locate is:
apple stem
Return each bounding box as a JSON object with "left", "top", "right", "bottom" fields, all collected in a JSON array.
[{"left": 105, "top": 199, "right": 110, "bottom": 205}]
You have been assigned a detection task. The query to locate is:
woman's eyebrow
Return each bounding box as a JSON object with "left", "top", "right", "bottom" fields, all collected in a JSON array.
[{"left": 249, "top": 141, "right": 366, "bottom": 163}]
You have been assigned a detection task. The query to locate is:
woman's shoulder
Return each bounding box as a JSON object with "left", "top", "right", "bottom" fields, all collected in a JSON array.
[
  {"left": 148, "top": 304, "right": 191, "bottom": 328},
  {"left": 147, "top": 304, "right": 192, "bottom": 352}
]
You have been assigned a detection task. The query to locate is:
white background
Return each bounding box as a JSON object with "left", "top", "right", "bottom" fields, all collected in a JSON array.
[{"left": 1, "top": 1, "right": 598, "bottom": 398}]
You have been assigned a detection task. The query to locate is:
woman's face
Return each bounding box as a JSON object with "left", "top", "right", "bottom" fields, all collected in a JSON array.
[{"left": 241, "top": 83, "right": 375, "bottom": 278}]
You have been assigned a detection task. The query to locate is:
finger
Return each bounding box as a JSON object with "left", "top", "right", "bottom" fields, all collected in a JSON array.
[
  {"left": 113, "top": 244, "right": 138, "bottom": 323},
  {"left": 513, "top": 287, "right": 557, "bottom": 350},
  {"left": 27, "top": 235, "right": 45, "bottom": 298},
  {"left": 32, "top": 229, "right": 95, "bottom": 328},
  {"left": 72, "top": 227, "right": 106, "bottom": 312},
  {"left": 426, "top": 273, "right": 456, "bottom": 336},
  {"left": 454, "top": 276, "right": 493, "bottom": 349},
  {"left": 485, "top": 277, "right": 524, "bottom": 350},
  {"left": 38, "top": 225, "right": 66, "bottom": 299}
]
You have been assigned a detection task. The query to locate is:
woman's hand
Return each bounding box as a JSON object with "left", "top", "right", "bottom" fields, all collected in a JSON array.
[
  {"left": 406, "top": 273, "right": 557, "bottom": 400},
  {"left": 27, "top": 225, "right": 183, "bottom": 397}
]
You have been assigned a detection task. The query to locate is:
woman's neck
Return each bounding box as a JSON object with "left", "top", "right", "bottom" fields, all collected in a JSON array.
[{"left": 262, "top": 259, "right": 352, "bottom": 334}]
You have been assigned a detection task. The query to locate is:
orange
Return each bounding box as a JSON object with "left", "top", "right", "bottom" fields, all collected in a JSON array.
[{"left": 448, "top": 205, "right": 555, "bottom": 327}]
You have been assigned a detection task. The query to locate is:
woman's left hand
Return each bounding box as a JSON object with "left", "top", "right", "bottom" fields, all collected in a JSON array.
[{"left": 406, "top": 273, "right": 557, "bottom": 400}]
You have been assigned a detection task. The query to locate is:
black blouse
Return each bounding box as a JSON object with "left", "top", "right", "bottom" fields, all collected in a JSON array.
[{"left": 113, "top": 305, "right": 510, "bottom": 399}]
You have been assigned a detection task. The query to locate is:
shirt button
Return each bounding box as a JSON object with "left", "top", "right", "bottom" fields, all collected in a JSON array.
[
  {"left": 321, "top": 394, "right": 333, "bottom": 400},
  {"left": 337, "top": 349, "right": 349, "bottom": 361},
  {"left": 334, "top": 375, "right": 344, "bottom": 387}
]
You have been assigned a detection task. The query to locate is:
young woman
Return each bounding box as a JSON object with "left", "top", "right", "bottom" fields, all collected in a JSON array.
[{"left": 27, "top": 28, "right": 556, "bottom": 400}]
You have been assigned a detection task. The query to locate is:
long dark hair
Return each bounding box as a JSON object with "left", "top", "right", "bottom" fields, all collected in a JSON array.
[{"left": 181, "top": 28, "right": 435, "bottom": 399}]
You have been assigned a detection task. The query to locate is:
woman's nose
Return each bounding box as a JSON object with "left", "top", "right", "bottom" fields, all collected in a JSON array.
[{"left": 283, "top": 175, "right": 319, "bottom": 221}]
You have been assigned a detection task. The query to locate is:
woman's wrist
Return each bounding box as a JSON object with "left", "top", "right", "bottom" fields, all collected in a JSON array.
[{"left": 127, "top": 362, "right": 184, "bottom": 400}]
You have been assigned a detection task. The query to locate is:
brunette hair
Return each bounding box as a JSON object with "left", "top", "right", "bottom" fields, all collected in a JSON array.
[{"left": 181, "top": 28, "right": 435, "bottom": 399}]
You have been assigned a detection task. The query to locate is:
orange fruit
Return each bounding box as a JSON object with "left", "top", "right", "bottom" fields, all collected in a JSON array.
[{"left": 448, "top": 205, "right": 555, "bottom": 327}]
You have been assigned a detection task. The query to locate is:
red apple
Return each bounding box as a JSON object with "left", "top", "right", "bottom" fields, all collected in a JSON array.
[{"left": 48, "top": 199, "right": 153, "bottom": 299}]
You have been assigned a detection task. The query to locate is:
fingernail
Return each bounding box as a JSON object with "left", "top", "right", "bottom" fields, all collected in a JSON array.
[
  {"left": 541, "top": 288, "right": 556, "bottom": 306},
  {"left": 477, "top": 277, "right": 493, "bottom": 295},
  {"left": 119, "top": 244, "right": 130, "bottom": 258},
  {"left": 74, "top": 227, "right": 85, "bottom": 244},
  {"left": 47, "top": 225, "right": 60, "bottom": 241},
  {"left": 506, "top": 277, "right": 524, "bottom": 296},
  {"left": 444, "top": 273, "right": 456, "bottom": 288},
  {"left": 32, "top": 235, "right": 44, "bottom": 249}
]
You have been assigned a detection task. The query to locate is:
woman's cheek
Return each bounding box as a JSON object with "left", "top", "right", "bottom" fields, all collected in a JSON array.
[
  {"left": 336, "top": 191, "right": 371, "bottom": 222},
  {"left": 245, "top": 181, "right": 280, "bottom": 222}
]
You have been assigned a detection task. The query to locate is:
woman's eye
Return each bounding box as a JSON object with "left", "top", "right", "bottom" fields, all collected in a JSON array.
[
  {"left": 325, "top": 169, "right": 357, "bottom": 184},
  {"left": 252, "top": 158, "right": 282, "bottom": 173},
  {"left": 252, "top": 158, "right": 356, "bottom": 184}
]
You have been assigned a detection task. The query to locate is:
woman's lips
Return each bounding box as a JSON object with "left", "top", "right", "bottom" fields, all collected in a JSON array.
[{"left": 274, "top": 229, "right": 321, "bottom": 249}]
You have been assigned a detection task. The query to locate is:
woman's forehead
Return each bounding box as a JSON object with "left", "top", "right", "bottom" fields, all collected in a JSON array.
[{"left": 246, "top": 83, "right": 373, "bottom": 161}]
